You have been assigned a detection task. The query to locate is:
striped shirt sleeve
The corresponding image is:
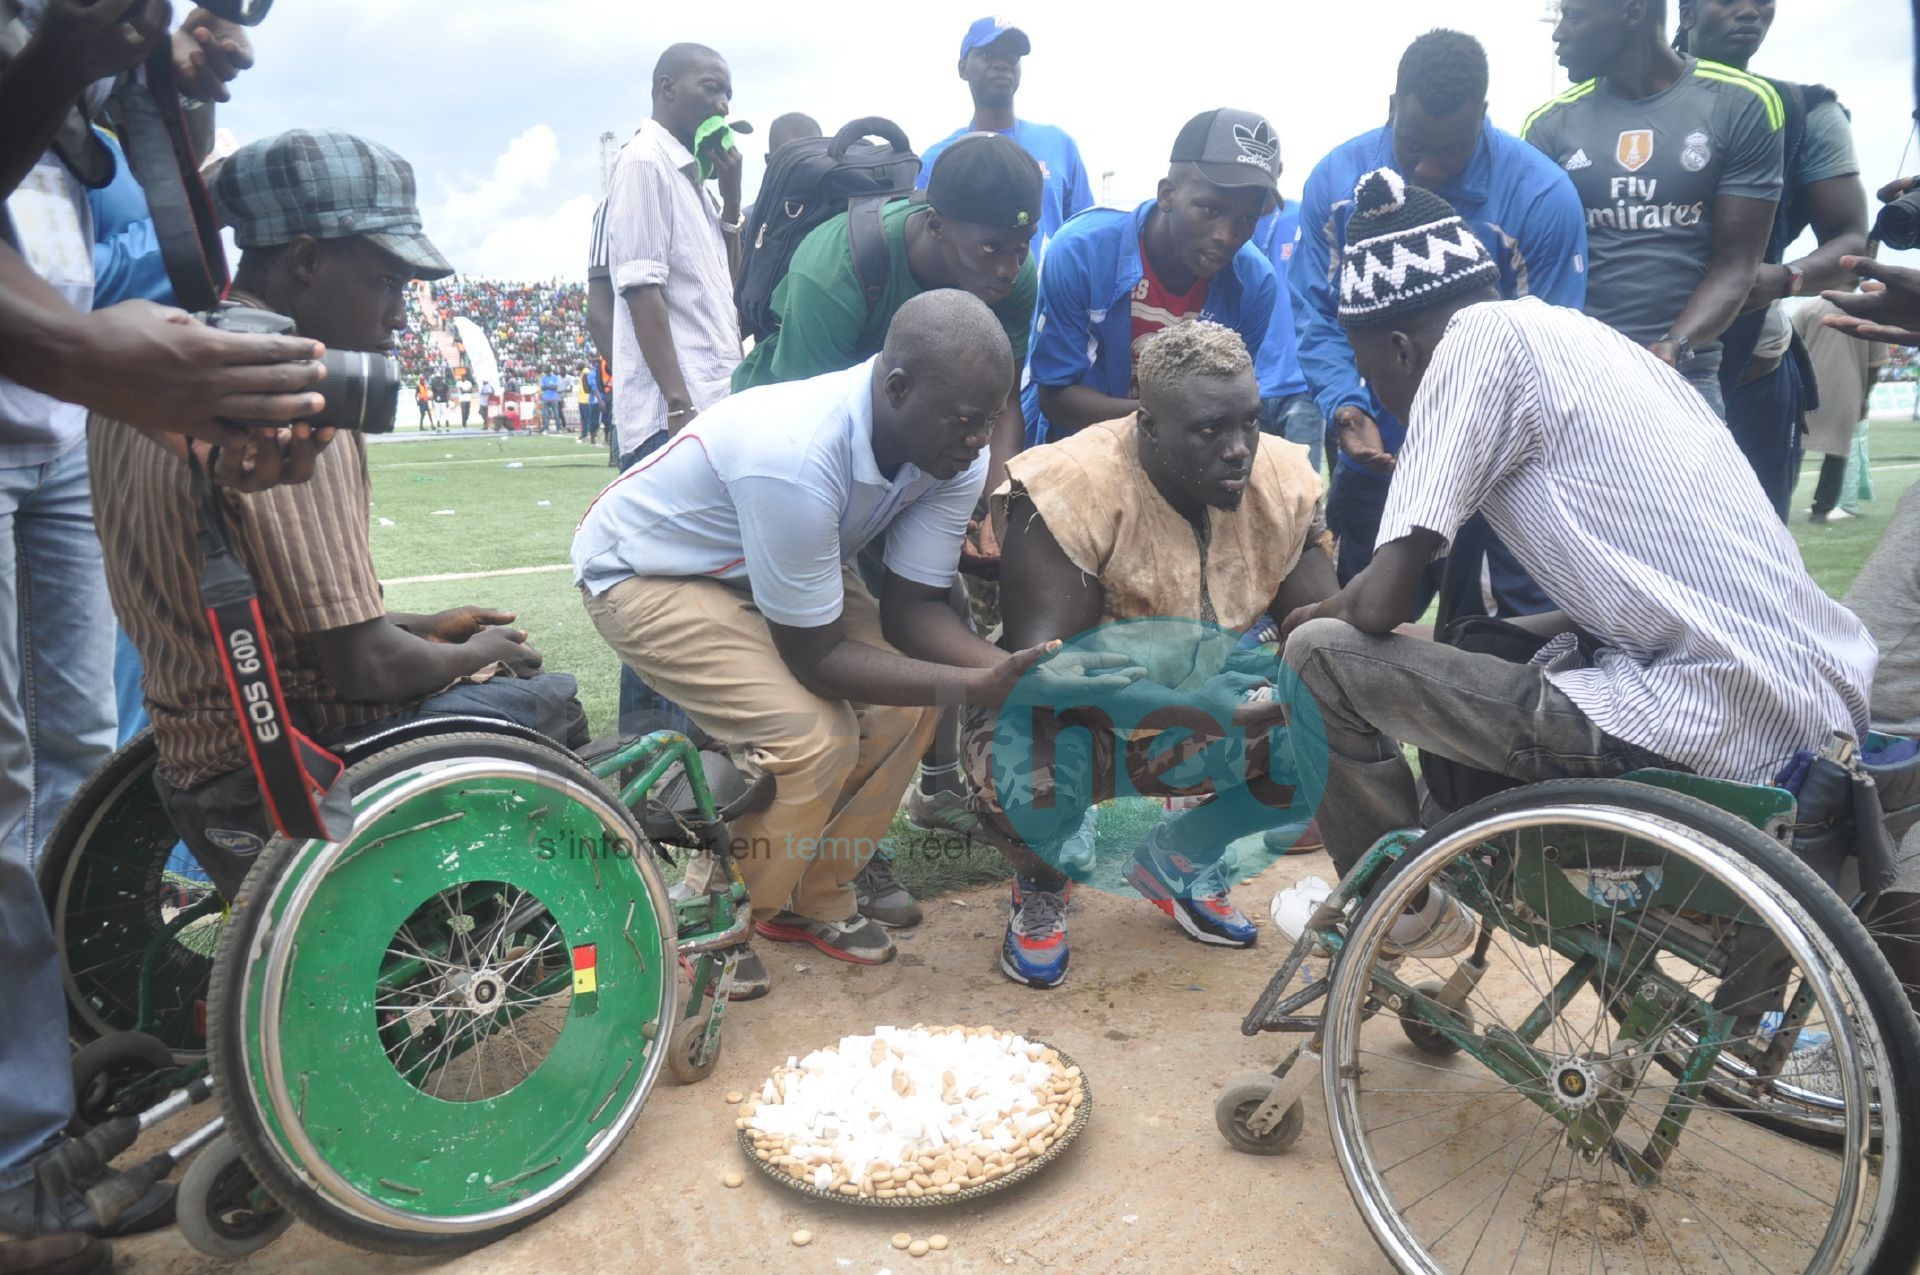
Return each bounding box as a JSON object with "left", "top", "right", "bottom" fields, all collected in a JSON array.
[
  {"left": 587, "top": 197, "right": 610, "bottom": 280},
  {"left": 1376, "top": 305, "right": 1541, "bottom": 553}
]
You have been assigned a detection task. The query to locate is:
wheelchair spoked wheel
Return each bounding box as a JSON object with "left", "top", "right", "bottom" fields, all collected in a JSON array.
[
  {"left": 209, "top": 732, "right": 678, "bottom": 1255},
  {"left": 39, "top": 730, "right": 220, "bottom": 1058},
  {"left": 1321, "top": 779, "right": 1920, "bottom": 1275}
]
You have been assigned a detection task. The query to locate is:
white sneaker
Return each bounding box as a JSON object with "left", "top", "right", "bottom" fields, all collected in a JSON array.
[
  {"left": 1383, "top": 886, "right": 1477, "bottom": 959},
  {"left": 1269, "top": 875, "right": 1334, "bottom": 946}
]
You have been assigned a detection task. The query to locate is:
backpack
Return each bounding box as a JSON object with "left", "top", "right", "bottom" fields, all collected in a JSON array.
[{"left": 735, "top": 116, "right": 921, "bottom": 340}]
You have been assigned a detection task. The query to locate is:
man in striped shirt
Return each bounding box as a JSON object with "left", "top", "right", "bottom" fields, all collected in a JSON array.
[{"left": 1279, "top": 171, "right": 1872, "bottom": 950}]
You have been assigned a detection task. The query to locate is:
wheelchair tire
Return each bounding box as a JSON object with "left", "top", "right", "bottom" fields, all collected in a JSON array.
[
  {"left": 208, "top": 730, "right": 678, "bottom": 1255},
  {"left": 39, "top": 730, "right": 219, "bottom": 1059},
  {"left": 68, "top": 1031, "right": 175, "bottom": 1133},
  {"left": 1322, "top": 778, "right": 1920, "bottom": 1275}
]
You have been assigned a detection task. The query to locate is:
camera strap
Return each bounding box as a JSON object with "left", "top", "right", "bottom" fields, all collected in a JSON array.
[
  {"left": 114, "top": 46, "right": 229, "bottom": 313},
  {"left": 192, "top": 457, "right": 355, "bottom": 842}
]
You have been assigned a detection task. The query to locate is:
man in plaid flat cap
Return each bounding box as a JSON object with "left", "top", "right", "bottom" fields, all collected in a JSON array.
[{"left": 89, "top": 129, "right": 591, "bottom": 903}]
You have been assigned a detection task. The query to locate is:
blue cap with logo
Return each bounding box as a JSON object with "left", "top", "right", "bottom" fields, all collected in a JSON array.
[{"left": 960, "top": 16, "right": 1031, "bottom": 59}]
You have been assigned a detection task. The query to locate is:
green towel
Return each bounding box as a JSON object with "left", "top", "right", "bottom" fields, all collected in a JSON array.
[{"left": 692, "top": 115, "right": 737, "bottom": 181}]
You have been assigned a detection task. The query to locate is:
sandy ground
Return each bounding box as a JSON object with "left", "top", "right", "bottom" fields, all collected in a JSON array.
[{"left": 111, "top": 852, "right": 1399, "bottom": 1275}]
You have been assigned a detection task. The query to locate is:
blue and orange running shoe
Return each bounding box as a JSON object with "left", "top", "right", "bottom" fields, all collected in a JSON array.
[
  {"left": 1001, "top": 876, "right": 1071, "bottom": 988},
  {"left": 1125, "top": 824, "right": 1258, "bottom": 947}
]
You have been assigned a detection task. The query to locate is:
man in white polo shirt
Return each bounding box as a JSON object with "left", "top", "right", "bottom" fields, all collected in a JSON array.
[{"left": 574, "top": 291, "right": 1133, "bottom": 998}]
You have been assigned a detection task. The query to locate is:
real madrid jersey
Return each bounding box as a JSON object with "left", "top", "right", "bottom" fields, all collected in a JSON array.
[{"left": 1522, "top": 58, "right": 1784, "bottom": 368}]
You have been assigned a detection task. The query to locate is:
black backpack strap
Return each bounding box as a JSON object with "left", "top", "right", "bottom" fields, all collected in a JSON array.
[{"left": 846, "top": 195, "right": 890, "bottom": 314}]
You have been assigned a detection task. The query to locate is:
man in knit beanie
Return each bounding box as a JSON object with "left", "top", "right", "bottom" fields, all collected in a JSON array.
[{"left": 1270, "top": 169, "right": 1876, "bottom": 957}]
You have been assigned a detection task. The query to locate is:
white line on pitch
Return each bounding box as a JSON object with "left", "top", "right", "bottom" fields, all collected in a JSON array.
[{"left": 385, "top": 562, "right": 574, "bottom": 586}]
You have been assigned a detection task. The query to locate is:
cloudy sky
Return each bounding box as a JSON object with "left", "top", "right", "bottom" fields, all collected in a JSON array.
[{"left": 219, "top": 0, "right": 1916, "bottom": 280}]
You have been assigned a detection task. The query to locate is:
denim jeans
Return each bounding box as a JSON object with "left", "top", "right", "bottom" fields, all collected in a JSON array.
[
  {"left": 614, "top": 430, "right": 696, "bottom": 738},
  {"left": 1282, "top": 617, "right": 1673, "bottom": 876},
  {"left": 0, "top": 442, "right": 116, "bottom": 1185},
  {"left": 1258, "top": 392, "right": 1325, "bottom": 476}
]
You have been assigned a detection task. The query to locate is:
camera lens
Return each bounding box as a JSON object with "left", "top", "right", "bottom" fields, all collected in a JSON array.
[
  {"left": 1873, "top": 190, "right": 1920, "bottom": 253},
  {"left": 312, "top": 351, "right": 400, "bottom": 433}
]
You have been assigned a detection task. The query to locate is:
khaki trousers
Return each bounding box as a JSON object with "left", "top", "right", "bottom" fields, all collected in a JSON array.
[{"left": 584, "top": 569, "right": 935, "bottom": 923}]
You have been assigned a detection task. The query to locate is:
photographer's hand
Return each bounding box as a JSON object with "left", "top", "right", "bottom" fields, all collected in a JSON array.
[
  {"left": 1821, "top": 256, "right": 1920, "bottom": 347},
  {"left": 174, "top": 424, "right": 335, "bottom": 493},
  {"left": 172, "top": 6, "right": 254, "bottom": 104},
  {"left": 60, "top": 300, "right": 328, "bottom": 444}
]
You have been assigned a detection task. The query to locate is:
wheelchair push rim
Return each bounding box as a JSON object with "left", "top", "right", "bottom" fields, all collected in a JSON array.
[
  {"left": 221, "top": 752, "right": 677, "bottom": 1242},
  {"left": 1322, "top": 801, "right": 1904, "bottom": 1275}
]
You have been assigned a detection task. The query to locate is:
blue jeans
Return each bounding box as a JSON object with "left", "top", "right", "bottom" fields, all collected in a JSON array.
[
  {"left": 0, "top": 442, "right": 116, "bottom": 1185},
  {"left": 1259, "top": 392, "right": 1325, "bottom": 476},
  {"left": 615, "top": 431, "right": 696, "bottom": 738}
]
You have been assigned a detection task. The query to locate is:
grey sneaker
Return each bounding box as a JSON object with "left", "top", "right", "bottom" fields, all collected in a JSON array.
[
  {"left": 853, "top": 853, "right": 923, "bottom": 928},
  {"left": 754, "top": 910, "right": 896, "bottom": 965},
  {"left": 905, "top": 785, "right": 981, "bottom": 836},
  {"left": 725, "top": 944, "right": 770, "bottom": 1001}
]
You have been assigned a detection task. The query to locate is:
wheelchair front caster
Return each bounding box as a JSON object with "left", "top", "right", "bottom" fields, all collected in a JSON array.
[
  {"left": 176, "top": 1133, "right": 291, "bottom": 1259},
  {"left": 68, "top": 1031, "right": 176, "bottom": 1133},
  {"left": 1215, "top": 1070, "right": 1304, "bottom": 1155},
  {"left": 1399, "top": 979, "right": 1474, "bottom": 1058},
  {"left": 667, "top": 1016, "right": 721, "bottom": 1084}
]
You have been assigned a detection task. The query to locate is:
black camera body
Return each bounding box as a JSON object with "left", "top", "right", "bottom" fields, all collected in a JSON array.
[
  {"left": 199, "top": 302, "right": 400, "bottom": 434},
  {"left": 1873, "top": 188, "right": 1920, "bottom": 254}
]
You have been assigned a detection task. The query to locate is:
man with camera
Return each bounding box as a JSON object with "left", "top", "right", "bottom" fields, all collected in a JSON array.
[{"left": 88, "top": 129, "right": 590, "bottom": 908}]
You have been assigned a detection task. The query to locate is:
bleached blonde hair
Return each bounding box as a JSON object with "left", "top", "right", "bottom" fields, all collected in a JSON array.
[{"left": 1134, "top": 320, "right": 1254, "bottom": 396}]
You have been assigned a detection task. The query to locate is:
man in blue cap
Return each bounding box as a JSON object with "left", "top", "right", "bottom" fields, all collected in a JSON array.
[{"left": 915, "top": 17, "right": 1092, "bottom": 261}]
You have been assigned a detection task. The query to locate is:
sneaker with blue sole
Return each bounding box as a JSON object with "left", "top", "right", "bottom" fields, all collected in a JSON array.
[
  {"left": 1001, "top": 877, "right": 1071, "bottom": 988},
  {"left": 1125, "top": 824, "right": 1258, "bottom": 948}
]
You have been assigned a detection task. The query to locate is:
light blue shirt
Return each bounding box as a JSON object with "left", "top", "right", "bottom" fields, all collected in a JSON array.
[
  {"left": 1249, "top": 202, "right": 1308, "bottom": 400},
  {"left": 916, "top": 119, "right": 1092, "bottom": 258},
  {"left": 571, "top": 359, "right": 986, "bottom": 626}
]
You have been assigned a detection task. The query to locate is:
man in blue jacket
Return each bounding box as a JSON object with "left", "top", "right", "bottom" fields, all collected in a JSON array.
[
  {"left": 1293, "top": 29, "right": 1585, "bottom": 617},
  {"left": 1023, "top": 108, "right": 1279, "bottom": 447}
]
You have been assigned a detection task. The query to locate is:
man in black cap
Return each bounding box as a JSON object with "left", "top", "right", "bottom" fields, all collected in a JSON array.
[
  {"left": 730, "top": 131, "right": 1043, "bottom": 931},
  {"left": 1023, "top": 108, "right": 1280, "bottom": 444},
  {"left": 1275, "top": 170, "right": 1872, "bottom": 952},
  {"left": 733, "top": 131, "right": 1041, "bottom": 409}
]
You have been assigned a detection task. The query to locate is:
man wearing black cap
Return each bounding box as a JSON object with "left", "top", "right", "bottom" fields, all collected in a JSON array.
[
  {"left": 915, "top": 17, "right": 1092, "bottom": 261},
  {"left": 1023, "top": 108, "right": 1280, "bottom": 445},
  {"left": 86, "top": 129, "right": 591, "bottom": 904},
  {"left": 732, "top": 131, "right": 1041, "bottom": 409},
  {"left": 1275, "top": 170, "right": 1872, "bottom": 951}
]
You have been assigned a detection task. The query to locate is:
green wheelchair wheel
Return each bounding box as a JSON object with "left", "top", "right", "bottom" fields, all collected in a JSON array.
[{"left": 209, "top": 731, "right": 677, "bottom": 1255}]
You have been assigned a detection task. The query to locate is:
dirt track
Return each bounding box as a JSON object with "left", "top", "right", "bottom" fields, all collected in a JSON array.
[{"left": 115, "top": 853, "right": 1397, "bottom": 1274}]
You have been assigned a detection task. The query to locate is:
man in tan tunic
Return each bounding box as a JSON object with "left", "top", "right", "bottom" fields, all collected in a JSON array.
[{"left": 963, "top": 321, "right": 1336, "bottom": 988}]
